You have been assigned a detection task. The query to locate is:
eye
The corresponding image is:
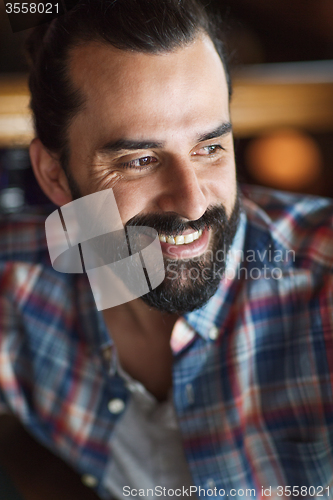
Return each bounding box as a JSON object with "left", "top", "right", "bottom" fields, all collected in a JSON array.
[
  {"left": 121, "top": 156, "right": 158, "bottom": 169},
  {"left": 193, "top": 144, "right": 224, "bottom": 156}
]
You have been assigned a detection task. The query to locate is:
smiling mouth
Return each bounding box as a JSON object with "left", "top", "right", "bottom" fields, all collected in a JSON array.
[{"left": 158, "top": 229, "right": 203, "bottom": 245}]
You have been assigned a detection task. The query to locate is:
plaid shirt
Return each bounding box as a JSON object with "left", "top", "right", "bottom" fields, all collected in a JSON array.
[{"left": 0, "top": 185, "right": 333, "bottom": 500}]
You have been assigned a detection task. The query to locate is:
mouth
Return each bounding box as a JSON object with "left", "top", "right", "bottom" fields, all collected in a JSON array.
[
  {"left": 158, "top": 227, "right": 210, "bottom": 259},
  {"left": 158, "top": 229, "right": 203, "bottom": 245}
]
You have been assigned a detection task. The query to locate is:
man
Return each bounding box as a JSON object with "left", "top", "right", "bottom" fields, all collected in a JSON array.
[{"left": 0, "top": 0, "right": 333, "bottom": 499}]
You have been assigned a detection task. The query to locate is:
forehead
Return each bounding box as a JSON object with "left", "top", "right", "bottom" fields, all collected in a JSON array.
[{"left": 68, "top": 35, "right": 230, "bottom": 146}]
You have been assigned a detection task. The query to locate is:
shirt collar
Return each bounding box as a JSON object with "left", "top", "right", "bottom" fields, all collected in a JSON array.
[{"left": 171, "top": 210, "right": 247, "bottom": 351}]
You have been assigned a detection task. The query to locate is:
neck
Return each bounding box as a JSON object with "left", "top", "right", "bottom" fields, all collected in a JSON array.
[
  {"left": 102, "top": 299, "right": 179, "bottom": 401},
  {"left": 102, "top": 298, "right": 179, "bottom": 340}
]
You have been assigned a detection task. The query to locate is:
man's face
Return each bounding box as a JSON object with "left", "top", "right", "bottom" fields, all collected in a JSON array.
[{"left": 65, "top": 35, "right": 239, "bottom": 313}]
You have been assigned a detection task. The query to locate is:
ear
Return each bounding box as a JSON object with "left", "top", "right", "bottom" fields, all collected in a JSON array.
[{"left": 29, "top": 138, "right": 73, "bottom": 207}]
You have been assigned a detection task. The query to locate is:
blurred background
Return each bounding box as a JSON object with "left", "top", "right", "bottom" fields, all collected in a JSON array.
[
  {"left": 1, "top": 0, "right": 333, "bottom": 214},
  {"left": 0, "top": 2, "right": 333, "bottom": 499}
]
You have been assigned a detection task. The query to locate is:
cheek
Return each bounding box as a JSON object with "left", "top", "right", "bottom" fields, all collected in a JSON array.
[
  {"left": 206, "top": 157, "right": 237, "bottom": 215},
  {"left": 112, "top": 180, "right": 154, "bottom": 224},
  {"left": 206, "top": 136, "right": 236, "bottom": 209}
]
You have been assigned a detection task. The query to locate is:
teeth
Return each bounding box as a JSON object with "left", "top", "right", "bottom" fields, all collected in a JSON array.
[
  {"left": 175, "top": 235, "right": 185, "bottom": 245},
  {"left": 159, "top": 229, "right": 203, "bottom": 245},
  {"left": 184, "top": 233, "right": 194, "bottom": 244}
]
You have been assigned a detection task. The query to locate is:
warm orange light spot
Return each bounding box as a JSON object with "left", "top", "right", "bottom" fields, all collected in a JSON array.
[{"left": 245, "top": 129, "right": 322, "bottom": 190}]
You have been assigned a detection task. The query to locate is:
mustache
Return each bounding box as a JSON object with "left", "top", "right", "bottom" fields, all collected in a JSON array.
[{"left": 125, "top": 205, "right": 229, "bottom": 236}]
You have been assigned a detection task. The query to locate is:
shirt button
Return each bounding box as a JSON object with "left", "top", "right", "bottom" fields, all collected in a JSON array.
[
  {"left": 208, "top": 325, "right": 219, "bottom": 340},
  {"left": 185, "top": 383, "right": 195, "bottom": 404},
  {"left": 102, "top": 346, "right": 113, "bottom": 363},
  {"left": 206, "top": 478, "right": 216, "bottom": 489},
  {"left": 81, "top": 474, "right": 98, "bottom": 488},
  {"left": 126, "top": 381, "right": 142, "bottom": 393},
  {"left": 107, "top": 398, "right": 125, "bottom": 414}
]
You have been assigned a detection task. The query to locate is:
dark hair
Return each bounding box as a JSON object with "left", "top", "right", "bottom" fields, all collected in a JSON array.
[{"left": 26, "top": 0, "right": 232, "bottom": 171}]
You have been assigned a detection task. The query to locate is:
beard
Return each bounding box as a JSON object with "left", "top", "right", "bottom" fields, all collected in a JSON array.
[
  {"left": 65, "top": 170, "right": 241, "bottom": 314},
  {"left": 126, "top": 190, "right": 241, "bottom": 314}
]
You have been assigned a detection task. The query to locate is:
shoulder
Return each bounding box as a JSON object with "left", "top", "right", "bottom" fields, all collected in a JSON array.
[
  {"left": 0, "top": 210, "right": 72, "bottom": 308},
  {"left": 240, "top": 184, "right": 333, "bottom": 272}
]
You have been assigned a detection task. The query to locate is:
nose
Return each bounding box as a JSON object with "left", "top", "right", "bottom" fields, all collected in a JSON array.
[{"left": 156, "top": 157, "right": 208, "bottom": 221}]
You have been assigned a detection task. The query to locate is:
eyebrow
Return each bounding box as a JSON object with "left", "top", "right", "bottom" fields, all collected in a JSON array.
[
  {"left": 98, "top": 139, "right": 164, "bottom": 153},
  {"left": 197, "top": 122, "right": 232, "bottom": 142},
  {"left": 97, "top": 121, "right": 232, "bottom": 154}
]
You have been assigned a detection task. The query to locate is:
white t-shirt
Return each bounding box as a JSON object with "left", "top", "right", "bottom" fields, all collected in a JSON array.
[{"left": 104, "top": 353, "right": 197, "bottom": 500}]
